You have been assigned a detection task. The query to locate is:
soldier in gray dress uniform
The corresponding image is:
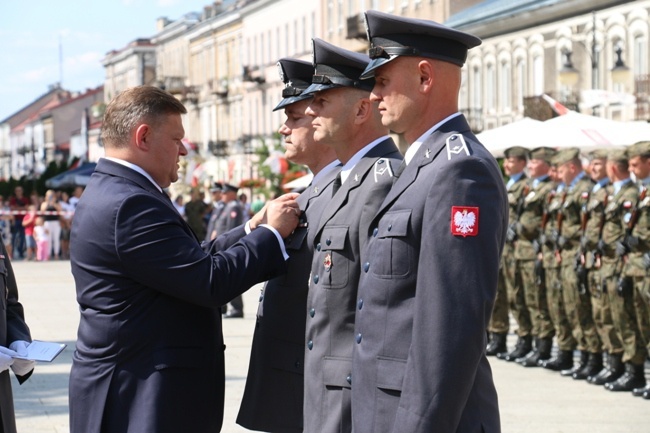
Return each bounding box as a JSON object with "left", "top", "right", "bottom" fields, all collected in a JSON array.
[
  {"left": 237, "top": 58, "right": 340, "bottom": 432},
  {"left": 301, "top": 38, "right": 402, "bottom": 433},
  {"left": 351, "top": 11, "right": 506, "bottom": 433}
]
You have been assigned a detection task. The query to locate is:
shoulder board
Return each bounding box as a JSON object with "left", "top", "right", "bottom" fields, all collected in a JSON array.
[
  {"left": 445, "top": 134, "right": 470, "bottom": 160},
  {"left": 373, "top": 158, "right": 394, "bottom": 182}
]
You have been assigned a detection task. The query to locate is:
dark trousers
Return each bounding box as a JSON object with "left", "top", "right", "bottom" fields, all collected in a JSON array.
[{"left": 12, "top": 221, "right": 25, "bottom": 258}]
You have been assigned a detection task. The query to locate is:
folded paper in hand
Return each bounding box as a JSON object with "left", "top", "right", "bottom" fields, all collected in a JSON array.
[{"left": 14, "top": 340, "right": 66, "bottom": 362}]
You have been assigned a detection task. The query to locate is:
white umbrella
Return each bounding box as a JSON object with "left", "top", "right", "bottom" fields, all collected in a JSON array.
[
  {"left": 282, "top": 173, "right": 313, "bottom": 191},
  {"left": 476, "top": 117, "right": 543, "bottom": 157}
]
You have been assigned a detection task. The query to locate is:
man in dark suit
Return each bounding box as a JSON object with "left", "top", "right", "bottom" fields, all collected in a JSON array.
[
  {"left": 351, "top": 11, "right": 507, "bottom": 433},
  {"left": 68, "top": 85, "right": 300, "bottom": 433},
  {"left": 301, "top": 39, "right": 402, "bottom": 433},
  {"left": 0, "top": 243, "right": 34, "bottom": 433},
  {"left": 237, "top": 57, "right": 340, "bottom": 433}
]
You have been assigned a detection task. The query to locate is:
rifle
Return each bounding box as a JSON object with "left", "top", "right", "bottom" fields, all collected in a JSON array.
[
  {"left": 575, "top": 191, "right": 591, "bottom": 295},
  {"left": 506, "top": 183, "right": 530, "bottom": 243},
  {"left": 534, "top": 190, "right": 555, "bottom": 287},
  {"left": 553, "top": 191, "right": 568, "bottom": 264},
  {"left": 616, "top": 187, "right": 647, "bottom": 297}
]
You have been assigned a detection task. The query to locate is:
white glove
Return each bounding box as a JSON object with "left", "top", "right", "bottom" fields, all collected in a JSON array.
[
  {"left": 0, "top": 346, "right": 16, "bottom": 373},
  {"left": 9, "top": 340, "right": 34, "bottom": 376}
]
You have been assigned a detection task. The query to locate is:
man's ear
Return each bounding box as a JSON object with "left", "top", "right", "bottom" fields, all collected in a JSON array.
[
  {"left": 354, "top": 97, "right": 372, "bottom": 124},
  {"left": 417, "top": 60, "right": 435, "bottom": 93},
  {"left": 134, "top": 124, "right": 150, "bottom": 151}
]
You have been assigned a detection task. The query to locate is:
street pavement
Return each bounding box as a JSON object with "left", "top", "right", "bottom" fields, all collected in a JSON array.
[{"left": 9, "top": 260, "right": 650, "bottom": 432}]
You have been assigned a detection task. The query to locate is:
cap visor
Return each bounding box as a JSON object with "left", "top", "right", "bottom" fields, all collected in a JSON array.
[
  {"left": 360, "top": 56, "right": 397, "bottom": 80},
  {"left": 273, "top": 94, "right": 313, "bottom": 111},
  {"left": 303, "top": 82, "right": 339, "bottom": 95}
]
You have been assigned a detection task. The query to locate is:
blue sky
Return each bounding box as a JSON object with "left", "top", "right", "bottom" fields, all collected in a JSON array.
[{"left": 0, "top": 0, "right": 212, "bottom": 121}]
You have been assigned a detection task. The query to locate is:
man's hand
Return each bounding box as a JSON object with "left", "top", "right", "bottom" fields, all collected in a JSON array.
[
  {"left": 0, "top": 348, "right": 14, "bottom": 373},
  {"left": 264, "top": 193, "right": 300, "bottom": 238},
  {"left": 9, "top": 340, "right": 34, "bottom": 376},
  {"left": 249, "top": 202, "right": 270, "bottom": 231}
]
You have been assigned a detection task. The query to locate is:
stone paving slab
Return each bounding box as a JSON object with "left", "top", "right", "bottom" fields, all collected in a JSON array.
[{"left": 8, "top": 260, "right": 650, "bottom": 432}]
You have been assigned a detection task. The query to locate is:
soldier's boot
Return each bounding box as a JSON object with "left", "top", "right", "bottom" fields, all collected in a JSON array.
[
  {"left": 605, "top": 363, "right": 646, "bottom": 392},
  {"left": 542, "top": 349, "right": 574, "bottom": 371},
  {"left": 518, "top": 337, "right": 552, "bottom": 367},
  {"left": 497, "top": 335, "right": 532, "bottom": 362},
  {"left": 632, "top": 383, "right": 650, "bottom": 397},
  {"left": 486, "top": 332, "right": 508, "bottom": 357},
  {"left": 573, "top": 352, "right": 603, "bottom": 380},
  {"left": 643, "top": 387, "right": 650, "bottom": 399},
  {"left": 561, "top": 350, "right": 589, "bottom": 377},
  {"left": 590, "top": 353, "right": 624, "bottom": 385}
]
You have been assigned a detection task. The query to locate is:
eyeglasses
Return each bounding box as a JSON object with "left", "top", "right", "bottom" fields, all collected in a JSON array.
[{"left": 368, "top": 45, "right": 420, "bottom": 59}]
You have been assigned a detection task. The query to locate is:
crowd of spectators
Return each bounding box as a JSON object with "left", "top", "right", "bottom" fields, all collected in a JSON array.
[{"left": 0, "top": 185, "right": 83, "bottom": 261}]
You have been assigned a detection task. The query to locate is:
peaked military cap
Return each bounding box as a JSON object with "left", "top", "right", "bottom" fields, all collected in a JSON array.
[
  {"left": 528, "top": 147, "right": 557, "bottom": 164},
  {"left": 551, "top": 147, "right": 581, "bottom": 166},
  {"left": 361, "top": 10, "right": 482, "bottom": 79},
  {"left": 626, "top": 140, "right": 650, "bottom": 159},
  {"left": 588, "top": 149, "right": 609, "bottom": 160},
  {"left": 503, "top": 146, "right": 528, "bottom": 159},
  {"left": 273, "top": 58, "right": 314, "bottom": 111},
  {"left": 210, "top": 182, "right": 223, "bottom": 192},
  {"left": 608, "top": 148, "right": 628, "bottom": 163},
  {"left": 222, "top": 183, "right": 238, "bottom": 194},
  {"left": 303, "top": 38, "right": 374, "bottom": 95}
]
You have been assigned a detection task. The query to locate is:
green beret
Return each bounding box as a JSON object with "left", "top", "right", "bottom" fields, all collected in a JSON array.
[
  {"left": 528, "top": 147, "right": 557, "bottom": 164},
  {"left": 588, "top": 149, "right": 609, "bottom": 160},
  {"left": 551, "top": 147, "right": 581, "bottom": 166},
  {"left": 608, "top": 148, "right": 628, "bottom": 163},
  {"left": 626, "top": 141, "right": 650, "bottom": 159},
  {"left": 503, "top": 146, "right": 528, "bottom": 159}
]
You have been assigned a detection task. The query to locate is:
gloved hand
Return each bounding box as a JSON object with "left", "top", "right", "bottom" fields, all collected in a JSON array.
[
  {"left": 506, "top": 224, "right": 517, "bottom": 243},
  {"left": 596, "top": 239, "right": 606, "bottom": 256},
  {"left": 626, "top": 236, "right": 640, "bottom": 248},
  {"left": 616, "top": 276, "right": 633, "bottom": 298},
  {"left": 557, "top": 236, "right": 567, "bottom": 249},
  {"left": 0, "top": 346, "right": 16, "bottom": 373},
  {"left": 615, "top": 241, "right": 629, "bottom": 257},
  {"left": 580, "top": 235, "right": 589, "bottom": 250},
  {"left": 9, "top": 340, "right": 34, "bottom": 376},
  {"left": 644, "top": 253, "right": 650, "bottom": 270}
]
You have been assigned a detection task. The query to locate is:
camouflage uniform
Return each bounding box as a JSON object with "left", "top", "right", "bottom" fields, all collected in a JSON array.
[
  {"left": 619, "top": 142, "right": 650, "bottom": 395},
  {"left": 488, "top": 170, "right": 528, "bottom": 354},
  {"left": 599, "top": 150, "right": 646, "bottom": 391},
  {"left": 552, "top": 149, "right": 601, "bottom": 377},
  {"left": 511, "top": 174, "right": 556, "bottom": 365},
  {"left": 582, "top": 178, "right": 623, "bottom": 359}
]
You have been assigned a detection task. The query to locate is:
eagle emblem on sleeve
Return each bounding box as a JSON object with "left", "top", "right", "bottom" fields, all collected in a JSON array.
[{"left": 451, "top": 206, "right": 479, "bottom": 237}]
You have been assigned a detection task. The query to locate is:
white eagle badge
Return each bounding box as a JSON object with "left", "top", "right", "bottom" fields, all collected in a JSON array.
[{"left": 451, "top": 206, "right": 479, "bottom": 237}]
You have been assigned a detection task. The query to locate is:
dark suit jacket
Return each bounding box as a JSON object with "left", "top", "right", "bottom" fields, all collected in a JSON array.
[
  {"left": 237, "top": 164, "right": 339, "bottom": 432},
  {"left": 304, "top": 138, "right": 402, "bottom": 433},
  {"left": 68, "top": 158, "right": 287, "bottom": 433},
  {"left": 351, "top": 116, "right": 507, "bottom": 433},
  {"left": 0, "top": 243, "right": 32, "bottom": 433}
]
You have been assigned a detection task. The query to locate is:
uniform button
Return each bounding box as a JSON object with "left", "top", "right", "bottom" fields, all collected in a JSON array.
[
  {"left": 356, "top": 333, "right": 362, "bottom": 344},
  {"left": 373, "top": 227, "right": 378, "bottom": 237},
  {"left": 295, "top": 361, "right": 301, "bottom": 369},
  {"left": 313, "top": 275, "right": 319, "bottom": 284},
  {"left": 358, "top": 299, "right": 363, "bottom": 310},
  {"left": 316, "top": 243, "right": 321, "bottom": 251},
  {"left": 326, "top": 238, "right": 331, "bottom": 246},
  {"left": 307, "top": 340, "right": 313, "bottom": 350},
  {"left": 309, "top": 308, "right": 315, "bottom": 318},
  {"left": 259, "top": 294, "right": 264, "bottom": 302},
  {"left": 388, "top": 224, "right": 392, "bottom": 231},
  {"left": 363, "top": 262, "right": 370, "bottom": 273},
  {"left": 346, "top": 375, "right": 352, "bottom": 385}
]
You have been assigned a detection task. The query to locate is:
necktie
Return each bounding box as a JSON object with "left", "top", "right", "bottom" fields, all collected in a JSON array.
[
  {"left": 332, "top": 173, "right": 342, "bottom": 197},
  {"left": 393, "top": 160, "right": 406, "bottom": 184}
]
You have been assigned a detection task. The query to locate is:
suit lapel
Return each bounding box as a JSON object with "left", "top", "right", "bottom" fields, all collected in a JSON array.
[
  {"left": 374, "top": 116, "right": 472, "bottom": 217},
  {"left": 315, "top": 138, "right": 397, "bottom": 235}
]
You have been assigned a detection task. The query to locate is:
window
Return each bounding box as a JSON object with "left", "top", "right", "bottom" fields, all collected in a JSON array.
[
  {"left": 533, "top": 55, "right": 543, "bottom": 95},
  {"left": 633, "top": 34, "right": 648, "bottom": 75},
  {"left": 516, "top": 59, "right": 525, "bottom": 111},
  {"left": 499, "top": 60, "right": 511, "bottom": 111},
  {"left": 472, "top": 66, "right": 482, "bottom": 109},
  {"left": 486, "top": 63, "right": 496, "bottom": 111}
]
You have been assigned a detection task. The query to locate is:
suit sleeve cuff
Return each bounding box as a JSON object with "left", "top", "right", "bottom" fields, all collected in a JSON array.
[
  {"left": 258, "top": 224, "right": 289, "bottom": 260},
  {"left": 244, "top": 220, "right": 252, "bottom": 234}
]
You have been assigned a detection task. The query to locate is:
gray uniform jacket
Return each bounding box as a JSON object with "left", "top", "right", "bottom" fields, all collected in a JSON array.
[
  {"left": 0, "top": 243, "right": 33, "bottom": 433},
  {"left": 351, "top": 115, "right": 507, "bottom": 433},
  {"left": 237, "top": 163, "right": 339, "bottom": 432},
  {"left": 304, "top": 138, "right": 402, "bottom": 433}
]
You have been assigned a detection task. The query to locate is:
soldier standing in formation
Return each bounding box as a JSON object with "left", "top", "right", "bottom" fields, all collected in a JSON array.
[
  {"left": 619, "top": 141, "right": 650, "bottom": 397},
  {"left": 550, "top": 148, "right": 602, "bottom": 378},
  {"left": 487, "top": 146, "right": 529, "bottom": 357}
]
